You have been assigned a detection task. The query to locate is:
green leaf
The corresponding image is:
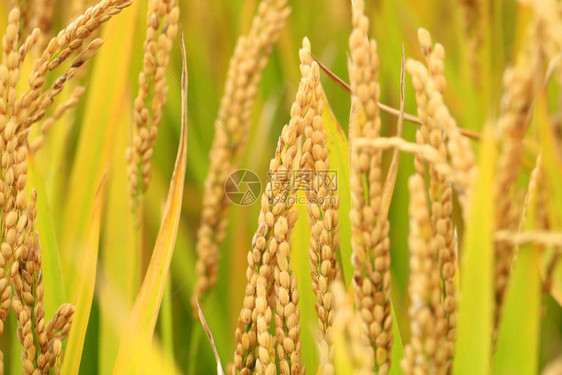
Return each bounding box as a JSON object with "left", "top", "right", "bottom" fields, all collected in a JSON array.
[
  {"left": 321, "top": 92, "right": 353, "bottom": 286},
  {"left": 292, "top": 198, "right": 319, "bottom": 371},
  {"left": 27, "top": 155, "right": 65, "bottom": 318},
  {"left": 536, "top": 92, "right": 562, "bottom": 305},
  {"left": 389, "top": 304, "right": 405, "bottom": 375},
  {"left": 493, "top": 138, "right": 543, "bottom": 375},
  {"left": 61, "top": 171, "right": 108, "bottom": 374},
  {"left": 453, "top": 124, "right": 496, "bottom": 375},
  {"left": 492, "top": 245, "right": 541, "bottom": 375}
]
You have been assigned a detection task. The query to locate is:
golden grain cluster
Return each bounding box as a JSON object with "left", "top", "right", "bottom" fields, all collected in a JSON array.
[
  {"left": 0, "top": 0, "right": 131, "bottom": 371},
  {"left": 126, "top": 0, "right": 179, "bottom": 203},
  {"left": 193, "top": 0, "right": 290, "bottom": 309}
]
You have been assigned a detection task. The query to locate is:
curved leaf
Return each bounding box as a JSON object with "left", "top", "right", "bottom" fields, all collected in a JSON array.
[
  {"left": 112, "top": 34, "right": 188, "bottom": 374},
  {"left": 61, "top": 170, "right": 108, "bottom": 374},
  {"left": 453, "top": 125, "right": 496, "bottom": 375}
]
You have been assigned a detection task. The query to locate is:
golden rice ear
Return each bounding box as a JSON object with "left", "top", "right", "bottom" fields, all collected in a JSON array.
[
  {"left": 298, "top": 40, "right": 340, "bottom": 372},
  {"left": 16, "top": 0, "right": 133, "bottom": 134},
  {"left": 348, "top": 1, "right": 393, "bottom": 372},
  {"left": 407, "top": 55, "right": 475, "bottom": 215},
  {"left": 127, "top": 0, "right": 180, "bottom": 203},
  {"left": 31, "top": 86, "right": 86, "bottom": 153},
  {"left": 273, "top": 215, "right": 303, "bottom": 375},
  {"left": 348, "top": 0, "right": 381, "bottom": 144},
  {"left": 401, "top": 174, "right": 450, "bottom": 374},
  {"left": 408, "top": 30, "right": 458, "bottom": 361},
  {"left": 231, "top": 39, "right": 309, "bottom": 374},
  {"left": 193, "top": 0, "right": 290, "bottom": 310}
]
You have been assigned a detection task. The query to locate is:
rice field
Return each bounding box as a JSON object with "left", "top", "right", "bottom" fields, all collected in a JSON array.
[{"left": 0, "top": 0, "right": 561, "bottom": 374}]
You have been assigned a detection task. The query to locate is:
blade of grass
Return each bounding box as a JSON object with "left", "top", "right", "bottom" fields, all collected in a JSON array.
[
  {"left": 453, "top": 124, "right": 496, "bottom": 375},
  {"left": 161, "top": 275, "right": 175, "bottom": 359},
  {"left": 536, "top": 91, "right": 562, "bottom": 305},
  {"left": 60, "top": 0, "right": 139, "bottom": 292},
  {"left": 389, "top": 304, "right": 405, "bottom": 375},
  {"left": 492, "top": 163, "right": 541, "bottom": 375},
  {"left": 293, "top": 199, "right": 319, "bottom": 371},
  {"left": 97, "top": 270, "right": 183, "bottom": 375},
  {"left": 112, "top": 33, "right": 188, "bottom": 373},
  {"left": 27, "top": 155, "right": 65, "bottom": 317},
  {"left": 61, "top": 170, "right": 109, "bottom": 374},
  {"left": 99, "top": 100, "right": 138, "bottom": 374},
  {"left": 195, "top": 298, "right": 225, "bottom": 375},
  {"left": 8, "top": 314, "right": 22, "bottom": 373},
  {"left": 381, "top": 47, "right": 405, "bottom": 219}
]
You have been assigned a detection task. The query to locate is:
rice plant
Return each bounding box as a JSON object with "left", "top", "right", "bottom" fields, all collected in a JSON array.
[{"left": 0, "top": 0, "right": 560, "bottom": 374}]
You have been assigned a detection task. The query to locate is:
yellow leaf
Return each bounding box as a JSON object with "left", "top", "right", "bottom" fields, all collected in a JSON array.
[
  {"left": 99, "top": 97, "right": 138, "bottom": 374},
  {"left": 60, "top": 1, "right": 139, "bottom": 293},
  {"left": 112, "top": 34, "right": 188, "bottom": 374},
  {"left": 61, "top": 170, "right": 108, "bottom": 374}
]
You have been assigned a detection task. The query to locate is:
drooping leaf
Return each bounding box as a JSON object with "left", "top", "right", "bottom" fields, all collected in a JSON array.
[
  {"left": 112, "top": 34, "right": 188, "bottom": 374},
  {"left": 96, "top": 270, "right": 182, "bottom": 375},
  {"left": 61, "top": 170, "right": 108, "bottom": 374},
  {"left": 453, "top": 125, "right": 496, "bottom": 375}
]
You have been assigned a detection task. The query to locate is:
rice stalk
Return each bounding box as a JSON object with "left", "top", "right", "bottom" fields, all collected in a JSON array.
[{"left": 193, "top": 0, "right": 290, "bottom": 308}]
